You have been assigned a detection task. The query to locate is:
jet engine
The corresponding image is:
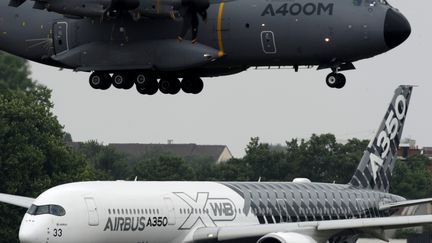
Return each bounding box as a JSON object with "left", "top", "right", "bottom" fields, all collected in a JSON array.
[{"left": 257, "top": 232, "right": 318, "bottom": 243}]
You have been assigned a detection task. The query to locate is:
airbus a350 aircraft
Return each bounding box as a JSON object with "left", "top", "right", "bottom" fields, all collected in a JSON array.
[
  {"left": 0, "top": 0, "right": 410, "bottom": 95},
  {"left": 2, "top": 85, "right": 432, "bottom": 243}
]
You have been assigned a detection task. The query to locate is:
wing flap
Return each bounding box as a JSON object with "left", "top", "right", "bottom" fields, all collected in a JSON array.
[{"left": 0, "top": 193, "right": 35, "bottom": 208}]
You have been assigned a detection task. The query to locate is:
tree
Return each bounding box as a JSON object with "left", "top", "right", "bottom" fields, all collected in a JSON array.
[
  {"left": 133, "top": 156, "right": 196, "bottom": 181},
  {"left": 0, "top": 52, "right": 94, "bottom": 243},
  {"left": 75, "top": 141, "right": 131, "bottom": 180},
  {"left": 0, "top": 52, "right": 34, "bottom": 94},
  {"left": 391, "top": 155, "right": 432, "bottom": 199}
]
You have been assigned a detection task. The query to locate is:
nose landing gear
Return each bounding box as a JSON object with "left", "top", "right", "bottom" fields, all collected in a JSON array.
[{"left": 326, "top": 72, "right": 346, "bottom": 89}]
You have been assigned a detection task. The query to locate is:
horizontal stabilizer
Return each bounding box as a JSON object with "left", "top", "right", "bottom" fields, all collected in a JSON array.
[
  {"left": 0, "top": 193, "right": 35, "bottom": 208},
  {"left": 379, "top": 198, "right": 432, "bottom": 211},
  {"left": 9, "top": 0, "right": 26, "bottom": 7}
]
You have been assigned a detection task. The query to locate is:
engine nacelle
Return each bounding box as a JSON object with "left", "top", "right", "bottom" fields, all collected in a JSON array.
[
  {"left": 135, "top": 0, "right": 182, "bottom": 19},
  {"left": 45, "top": 0, "right": 112, "bottom": 17},
  {"left": 257, "top": 232, "right": 318, "bottom": 243},
  {"left": 43, "top": 0, "right": 140, "bottom": 18}
]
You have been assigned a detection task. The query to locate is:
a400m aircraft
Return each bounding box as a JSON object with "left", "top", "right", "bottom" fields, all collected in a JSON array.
[
  {"left": 2, "top": 85, "right": 432, "bottom": 243},
  {"left": 0, "top": 0, "right": 410, "bottom": 95}
]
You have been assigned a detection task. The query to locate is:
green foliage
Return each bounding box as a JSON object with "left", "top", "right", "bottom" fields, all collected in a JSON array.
[
  {"left": 133, "top": 156, "right": 196, "bottom": 181},
  {"left": 394, "top": 228, "right": 418, "bottom": 239},
  {"left": 0, "top": 52, "right": 33, "bottom": 94},
  {"left": 0, "top": 52, "right": 93, "bottom": 243},
  {"left": 391, "top": 155, "right": 432, "bottom": 199},
  {"left": 74, "top": 141, "right": 131, "bottom": 180}
]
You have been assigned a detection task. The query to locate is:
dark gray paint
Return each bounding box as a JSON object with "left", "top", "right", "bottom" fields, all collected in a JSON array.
[{"left": 0, "top": 0, "right": 409, "bottom": 77}]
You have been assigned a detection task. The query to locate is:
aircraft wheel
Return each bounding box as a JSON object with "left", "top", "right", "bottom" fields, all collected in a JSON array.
[
  {"left": 191, "top": 77, "right": 204, "bottom": 94},
  {"left": 326, "top": 73, "right": 338, "bottom": 88},
  {"left": 89, "top": 72, "right": 111, "bottom": 90},
  {"left": 159, "top": 78, "right": 181, "bottom": 95},
  {"left": 112, "top": 72, "right": 129, "bottom": 89},
  {"left": 135, "top": 74, "right": 158, "bottom": 95},
  {"left": 181, "top": 77, "right": 194, "bottom": 94},
  {"left": 182, "top": 77, "right": 204, "bottom": 94},
  {"left": 123, "top": 78, "right": 135, "bottom": 90},
  {"left": 334, "top": 73, "right": 346, "bottom": 89}
]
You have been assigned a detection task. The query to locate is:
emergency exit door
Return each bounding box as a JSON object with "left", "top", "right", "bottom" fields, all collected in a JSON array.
[
  {"left": 84, "top": 197, "right": 99, "bottom": 226},
  {"left": 53, "top": 22, "right": 69, "bottom": 55}
]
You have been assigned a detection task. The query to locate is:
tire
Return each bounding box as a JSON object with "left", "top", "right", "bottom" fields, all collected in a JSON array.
[
  {"left": 191, "top": 77, "right": 204, "bottom": 94},
  {"left": 136, "top": 76, "right": 158, "bottom": 95},
  {"left": 89, "top": 72, "right": 103, "bottom": 89},
  {"left": 326, "top": 73, "right": 338, "bottom": 88},
  {"left": 181, "top": 78, "right": 194, "bottom": 94},
  {"left": 90, "top": 72, "right": 111, "bottom": 90},
  {"left": 159, "top": 78, "right": 171, "bottom": 94},
  {"left": 335, "top": 73, "right": 346, "bottom": 89},
  {"left": 112, "top": 73, "right": 128, "bottom": 89},
  {"left": 168, "top": 78, "right": 181, "bottom": 95},
  {"left": 100, "top": 73, "right": 112, "bottom": 90}
]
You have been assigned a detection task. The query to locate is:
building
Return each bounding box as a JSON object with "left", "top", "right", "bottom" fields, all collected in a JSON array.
[
  {"left": 397, "top": 138, "right": 432, "bottom": 160},
  {"left": 108, "top": 143, "right": 233, "bottom": 164}
]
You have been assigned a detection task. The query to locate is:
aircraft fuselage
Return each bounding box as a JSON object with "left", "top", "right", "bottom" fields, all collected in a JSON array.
[
  {"left": 0, "top": 0, "right": 409, "bottom": 77},
  {"left": 19, "top": 181, "right": 404, "bottom": 243}
]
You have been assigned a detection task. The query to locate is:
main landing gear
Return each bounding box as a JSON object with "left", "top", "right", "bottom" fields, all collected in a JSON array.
[
  {"left": 88, "top": 72, "right": 204, "bottom": 95},
  {"left": 325, "top": 72, "right": 346, "bottom": 89}
]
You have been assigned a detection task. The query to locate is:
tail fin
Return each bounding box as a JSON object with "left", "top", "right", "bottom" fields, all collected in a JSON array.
[{"left": 349, "top": 85, "right": 413, "bottom": 192}]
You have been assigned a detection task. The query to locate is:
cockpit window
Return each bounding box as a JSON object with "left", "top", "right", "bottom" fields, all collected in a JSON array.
[
  {"left": 379, "top": 0, "right": 388, "bottom": 5},
  {"left": 27, "top": 204, "right": 66, "bottom": 216}
]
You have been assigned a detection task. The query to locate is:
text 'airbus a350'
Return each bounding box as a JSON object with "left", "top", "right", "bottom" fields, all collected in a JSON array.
[
  {"left": 1, "top": 85, "right": 432, "bottom": 243},
  {"left": 1, "top": 0, "right": 410, "bottom": 95}
]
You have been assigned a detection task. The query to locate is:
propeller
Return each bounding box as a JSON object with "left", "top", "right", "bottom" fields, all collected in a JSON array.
[{"left": 178, "top": 0, "right": 234, "bottom": 42}]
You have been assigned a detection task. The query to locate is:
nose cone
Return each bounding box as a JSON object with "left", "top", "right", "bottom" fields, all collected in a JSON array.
[{"left": 384, "top": 9, "right": 411, "bottom": 49}]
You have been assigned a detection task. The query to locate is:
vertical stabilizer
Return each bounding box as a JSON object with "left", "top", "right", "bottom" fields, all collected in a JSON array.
[{"left": 349, "top": 85, "right": 413, "bottom": 192}]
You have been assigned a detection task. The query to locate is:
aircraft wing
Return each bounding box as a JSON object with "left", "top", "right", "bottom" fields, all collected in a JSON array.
[
  {"left": 379, "top": 198, "right": 432, "bottom": 211},
  {"left": 193, "top": 215, "right": 432, "bottom": 242},
  {"left": 0, "top": 193, "right": 35, "bottom": 208}
]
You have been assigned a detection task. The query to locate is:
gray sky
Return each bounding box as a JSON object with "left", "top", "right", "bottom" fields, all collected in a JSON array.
[{"left": 30, "top": 0, "right": 432, "bottom": 157}]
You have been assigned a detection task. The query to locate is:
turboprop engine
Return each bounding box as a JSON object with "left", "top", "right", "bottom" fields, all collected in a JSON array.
[{"left": 257, "top": 232, "right": 318, "bottom": 243}]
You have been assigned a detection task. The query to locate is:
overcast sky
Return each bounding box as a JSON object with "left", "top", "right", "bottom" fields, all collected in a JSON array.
[{"left": 30, "top": 0, "right": 431, "bottom": 157}]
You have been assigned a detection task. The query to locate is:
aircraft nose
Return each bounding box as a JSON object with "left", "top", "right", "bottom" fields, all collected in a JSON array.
[
  {"left": 19, "top": 225, "right": 34, "bottom": 243},
  {"left": 18, "top": 219, "right": 42, "bottom": 243},
  {"left": 384, "top": 8, "right": 411, "bottom": 49}
]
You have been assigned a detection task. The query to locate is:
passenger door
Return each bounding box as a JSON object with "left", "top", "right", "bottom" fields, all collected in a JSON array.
[
  {"left": 84, "top": 197, "right": 99, "bottom": 226},
  {"left": 164, "top": 197, "right": 176, "bottom": 225}
]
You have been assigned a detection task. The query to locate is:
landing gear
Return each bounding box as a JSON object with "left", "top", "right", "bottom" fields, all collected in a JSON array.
[
  {"left": 326, "top": 72, "right": 346, "bottom": 89},
  {"left": 135, "top": 74, "right": 158, "bottom": 95},
  {"left": 159, "top": 77, "right": 181, "bottom": 95},
  {"left": 112, "top": 72, "right": 134, "bottom": 89},
  {"left": 182, "top": 77, "right": 204, "bottom": 94},
  {"left": 89, "top": 72, "right": 112, "bottom": 90},
  {"left": 88, "top": 71, "right": 205, "bottom": 95}
]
